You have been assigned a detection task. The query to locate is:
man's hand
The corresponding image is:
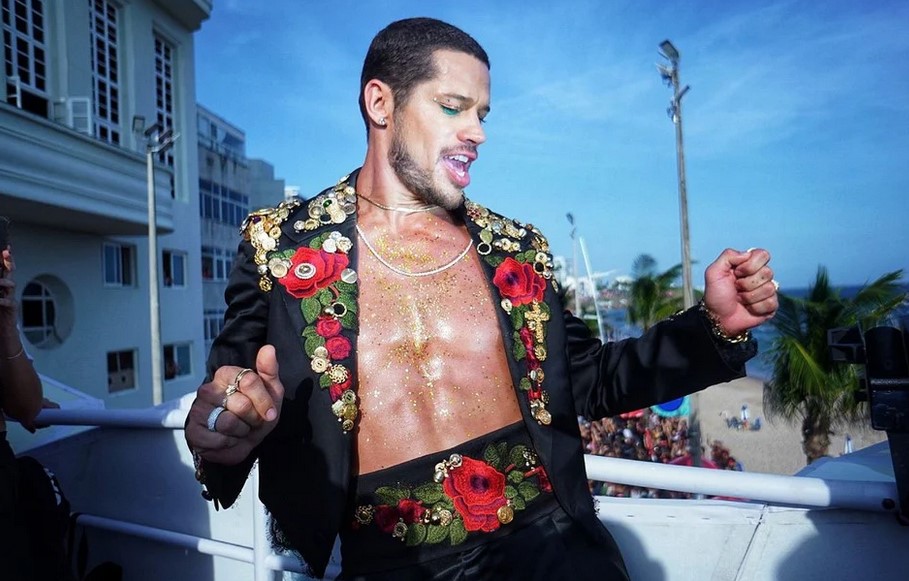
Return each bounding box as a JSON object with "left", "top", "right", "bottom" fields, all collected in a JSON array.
[
  {"left": 185, "top": 345, "right": 284, "bottom": 466},
  {"left": 702, "top": 248, "right": 779, "bottom": 337}
]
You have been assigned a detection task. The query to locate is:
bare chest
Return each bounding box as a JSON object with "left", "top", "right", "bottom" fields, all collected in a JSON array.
[{"left": 354, "top": 251, "right": 522, "bottom": 473}]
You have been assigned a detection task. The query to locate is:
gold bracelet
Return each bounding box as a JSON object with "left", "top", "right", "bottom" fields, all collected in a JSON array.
[
  {"left": 3, "top": 346, "right": 24, "bottom": 360},
  {"left": 699, "top": 301, "right": 752, "bottom": 344}
]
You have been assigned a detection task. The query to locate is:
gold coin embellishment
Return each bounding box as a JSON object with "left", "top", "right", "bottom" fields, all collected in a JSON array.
[
  {"left": 308, "top": 204, "right": 322, "bottom": 219},
  {"left": 354, "top": 505, "right": 375, "bottom": 525},
  {"left": 341, "top": 419, "right": 355, "bottom": 432},
  {"left": 294, "top": 263, "right": 316, "bottom": 280},
  {"left": 497, "top": 505, "right": 514, "bottom": 525},
  {"left": 534, "top": 345, "right": 548, "bottom": 361},
  {"left": 337, "top": 238, "right": 353, "bottom": 253},
  {"left": 438, "top": 509, "right": 453, "bottom": 526},
  {"left": 341, "top": 268, "right": 358, "bottom": 284},
  {"left": 269, "top": 262, "right": 289, "bottom": 278},
  {"left": 341, "top": 390, "right": 356, "bottom": 405},
  {"left": 293, "top": 220, "right": 307, "bottom": 232},
  {"left": 534, "top": 407, "right": 552, "bottom": 425},
  {"left": 392, "top": 521, "right": 408, "bottom": 540},
  {"left": 328, "top": 365, "right": 349, "bottom": 383}
]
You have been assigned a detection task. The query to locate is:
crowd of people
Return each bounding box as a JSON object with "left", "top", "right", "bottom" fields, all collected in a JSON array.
[{"left": 579, "top": 412, "right": 743, "bottom": 499}]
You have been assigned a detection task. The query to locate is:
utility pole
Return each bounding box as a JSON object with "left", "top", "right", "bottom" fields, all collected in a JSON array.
[
  {"left": 658, "top": 40, "right": 702, "bottom": 469},
  {"left": 138, "top": 119, "right": 179, "bottom": 406}
]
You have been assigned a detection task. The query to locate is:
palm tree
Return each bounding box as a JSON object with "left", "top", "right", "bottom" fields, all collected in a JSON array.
[
  {"left": 627, "top": 254, "right": 684, "bottom": 332},
  {"left": 763, "top": 267, "right": 906, "bottom": 464}
]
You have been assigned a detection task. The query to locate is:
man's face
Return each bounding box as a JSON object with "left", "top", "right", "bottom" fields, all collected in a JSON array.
[{"left": 389, "top": 49, "right": 490, "bottom": 210}]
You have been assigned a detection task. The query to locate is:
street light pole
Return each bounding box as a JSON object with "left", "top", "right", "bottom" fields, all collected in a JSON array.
[
  {"left": 659, "top": 40, "right": 702, "bottom": 469},
  {"left": 141, "top": 122, "right": 179, "bottom": 406}
]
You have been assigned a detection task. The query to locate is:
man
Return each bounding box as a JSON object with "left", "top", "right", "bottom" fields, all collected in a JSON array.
[{"left": 185, "top": 17, "right": 778, "bottom": 580}]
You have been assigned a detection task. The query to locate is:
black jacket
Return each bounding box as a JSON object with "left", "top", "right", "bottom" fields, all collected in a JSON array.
[{"left": 199, "top": 169, "right": 754, "bottom": 578}]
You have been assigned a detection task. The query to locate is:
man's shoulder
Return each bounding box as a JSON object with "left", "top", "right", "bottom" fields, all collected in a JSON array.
[
  {"left": 463, "top": 197, "right": 551, "bottom": 248},
  {"left": 239, "top": 173, "right": 358, "bottom": 244}
]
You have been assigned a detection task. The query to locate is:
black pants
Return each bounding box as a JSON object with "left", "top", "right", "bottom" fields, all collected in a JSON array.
[
  {"left": 0, "top": 433, "right": 34, "bottom": 581},
  {"left": 338, "top": 506, "right": 629, "bottom": 581}
]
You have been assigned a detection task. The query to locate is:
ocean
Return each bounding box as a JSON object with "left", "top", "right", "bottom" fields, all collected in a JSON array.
[{"left": 600, "top": 284, "right": 909, "bottom": 382}]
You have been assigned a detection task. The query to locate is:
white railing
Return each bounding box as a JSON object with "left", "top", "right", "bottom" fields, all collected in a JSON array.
[{"left": 21, "top": 407, "right": 899, "bottom": 579}]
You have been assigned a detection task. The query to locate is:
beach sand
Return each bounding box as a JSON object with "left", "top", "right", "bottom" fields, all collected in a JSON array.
[{"left": 695, "top": 376, "right": 887, "bottom": 475}]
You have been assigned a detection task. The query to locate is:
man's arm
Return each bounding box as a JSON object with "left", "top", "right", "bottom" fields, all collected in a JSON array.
[
  {"left": 568, "top": 248, "right": 777, "bottom": 420},
  {"left": 185, "top": 239, "right": 280, "bottom": 508},
  {"left": 0, "top": 248, "right": 43, "bottom": 426}
]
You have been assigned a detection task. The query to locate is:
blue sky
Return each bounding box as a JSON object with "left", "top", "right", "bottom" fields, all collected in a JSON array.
[{"left": 195, "top": 0, "right": 909, "bottom": 288}]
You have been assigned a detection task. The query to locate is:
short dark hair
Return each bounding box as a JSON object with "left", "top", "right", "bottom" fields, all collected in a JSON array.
[{"left": 359, "top": 18, "right": 490, "bottom": 134}]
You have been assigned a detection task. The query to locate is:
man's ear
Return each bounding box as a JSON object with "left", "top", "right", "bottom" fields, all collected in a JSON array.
[{"left": 363, "top": 79, "right": 393, "bottom": 127}]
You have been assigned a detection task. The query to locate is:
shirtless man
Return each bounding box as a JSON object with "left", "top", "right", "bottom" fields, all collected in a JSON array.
[{"left": 185, "top": 18, "right": 777, "bottom": 580}]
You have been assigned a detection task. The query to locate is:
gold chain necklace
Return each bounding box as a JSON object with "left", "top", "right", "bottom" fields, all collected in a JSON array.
[
  {"left": 356, "top": 225, "right": 473, "bottom": 278},
  {"left": 358, "top": 194, "right": 439, "bottom": 214}
]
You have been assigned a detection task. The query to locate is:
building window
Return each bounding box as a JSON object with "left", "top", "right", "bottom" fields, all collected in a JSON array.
[
  {"left": 88, "top": 0, "right": 120, "bottom": 144},
  {"left": 103, "top": 242, "right": 134, "bottom": 287},
  {"left": 20, "top": 279, "right": 55, "bottom": 346},
  {"left": 199, "top": 179, "right": 249, "bottom": 227},
  {"left": 163, "top": 342, "right": 191, "bottom": 380},
  {"left": 107, "top": 349, "right": 136, "bottom": 393},
  {"left": 203, "top": 308, "right": 225, "bottom": 349},
  {"left": 1, "top": 0, "right": 49, "bottom": 117},
  {"left": 153, "top": 33, "right": 174, "bottom": 167},
  {"left": 162, "top": 250, "right": 186, "bottom": 287},
  {"left": 201, "top": 246, "right": 233, "bottom": 281}
]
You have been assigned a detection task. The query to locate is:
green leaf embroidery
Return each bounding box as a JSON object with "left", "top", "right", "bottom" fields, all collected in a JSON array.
[
  {"left": 319, "top": 374, "right": 332, "bottom": 389},
  {"left": 483, "top": 445, "right": 502, "bottom": 470},
  {"left": 510, "top": 308, "right": 525, "bottom": 329},
  {"left": 504, "top": 485, "right": 518, "bottom": 500},
  {"left": 309, "top": 237, "right": 323, "bottom": 250},
  {"left": 375, "top": 486, "right": 410, "bottom": 506},
  {"left": 448, "top": 519, "right": 468, "bottom": 546},
  {"left": 301, "top": 298, "right": 322, "bottom": 324},
  {"left": 336, "top": 293, "right": 358, "bottom": 314},
  {"left": 302, "top": 325, "right": 319, "bottom": 338},
  {"left": 315, "top": 288, "right": 333, "bottom": 307},
  {"left": 425, "top": 524, "right": 449, "bottom": 545},
  {"left": 507, "top": 470, "right": 524, "bottom": 484},
  {"left": 335, "top": 280, "right": 357, "bottom": 295},
  {"left": 512, "top": 496, "right": 527, "bottom": 511},
  {"left": 413, "top": 483, "right": 444, "bottom": 505},
  {"left": 484, "top": 255, "right": 505, "bottom": 268},
  {"left": 519, "top": 377, "right": 532, "bottom": 391},
  {"left": 518, "top": 481, "right": 540, "bottom": 502},
  {"left": 304, "top": 335, "right": 324, "bottom": 358},
  {"left": 339, "top": 309, "right": 357, "bottom": 330},
  {"left": 496, "top": 442, "right": 508, "bottom": 464},
  {"left": 434, "top": 497, "right": 454, "bottom": 511},
  {"left": 520, "top": 250, "right": 537, "bottom": 263},
  {"left": 512, "top": 340, "right": 527, "bottom": 362},
  {"left": 405, "top": 523, "right": 427, "bottom": 547},
  {"left": 509, "top": 445, "right": 529, "bottom": 468}
]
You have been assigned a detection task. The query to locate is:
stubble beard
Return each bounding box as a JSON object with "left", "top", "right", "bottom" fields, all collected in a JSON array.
[{"left": 389, "top": 124, "right": 463, "bottom": 211}]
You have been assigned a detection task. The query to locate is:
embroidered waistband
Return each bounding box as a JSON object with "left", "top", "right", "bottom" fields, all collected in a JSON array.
[{"left": 341, "top": 422, "right": 557, "bottom": 574}]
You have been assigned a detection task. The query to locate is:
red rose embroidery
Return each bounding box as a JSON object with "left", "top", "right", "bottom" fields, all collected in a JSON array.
[
  {"left": 329, "top": 378, "right": 351, "bottom": 402},
  {"left": 325, "top": 335, "right": 352, "bottom": 360},
  {"left": 397, "top": 499, "right": 426, "bottom": 523},
  {"left": 444, "top": 457, "right": 507, "bottom": 532},
  {"left": 278, "top": 247, "right": 349, "bottom": 299},
  {"left": 518, "top": 327, "right": 539, "bottom": 366},
  {"left": 315, "top": 316, "right": 343, "bottom": 338},
  {"left": 373, "top": 505, "right": 399, "bottom": 533},
  {"left": 493, "top": 257, "right": 545, "bottom": 306},
  {"left": 372, "top": 499, "right": 425, "bottom": 534}
]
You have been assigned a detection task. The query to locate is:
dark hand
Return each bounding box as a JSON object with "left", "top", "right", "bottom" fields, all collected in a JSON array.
[
  {"left": 703, "top": 248, "right": 779, "bottom": 336},
  {"left": 185, "top": 345, "right": 284, "bottom": 466}
]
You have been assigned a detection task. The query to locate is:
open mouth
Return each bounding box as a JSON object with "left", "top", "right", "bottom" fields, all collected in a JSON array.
[{"left": 442, "top": 153, "right": 475, "bottom": 187}]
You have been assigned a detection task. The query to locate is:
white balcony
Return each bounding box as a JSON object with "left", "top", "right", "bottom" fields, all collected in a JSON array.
[
  {"left": 154, "top": 0, "right": 212, "bottom": 31},
  {"left": 0, "top": 103, "right": 175, "bottom": 235}
]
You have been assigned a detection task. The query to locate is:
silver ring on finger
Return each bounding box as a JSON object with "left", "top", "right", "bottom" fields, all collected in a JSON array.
[
  {"left": 223, "top": 368, "right": 253, "bottom": 407},
  {"left": 207, "top": 406, "right": 226, "bottom": 432},
  {"left": 771, "top": 279, "right": 780, "bottom": 291}
]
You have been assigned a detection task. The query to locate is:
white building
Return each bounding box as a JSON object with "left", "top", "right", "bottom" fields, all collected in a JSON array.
[
  {"left": 197, "top": 104, "right": 284, "bottom": 353},
  {"left": 0, "top": 0, "right": 212, "bottom": 408}
]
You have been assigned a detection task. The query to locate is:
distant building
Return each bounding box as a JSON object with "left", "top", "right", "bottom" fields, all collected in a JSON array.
[
  {"left": 197, "top": 104, "right": 285, "bottom": 353},
  {"left": 0, "top": 0, "right": 211, "bottom": 407}
]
